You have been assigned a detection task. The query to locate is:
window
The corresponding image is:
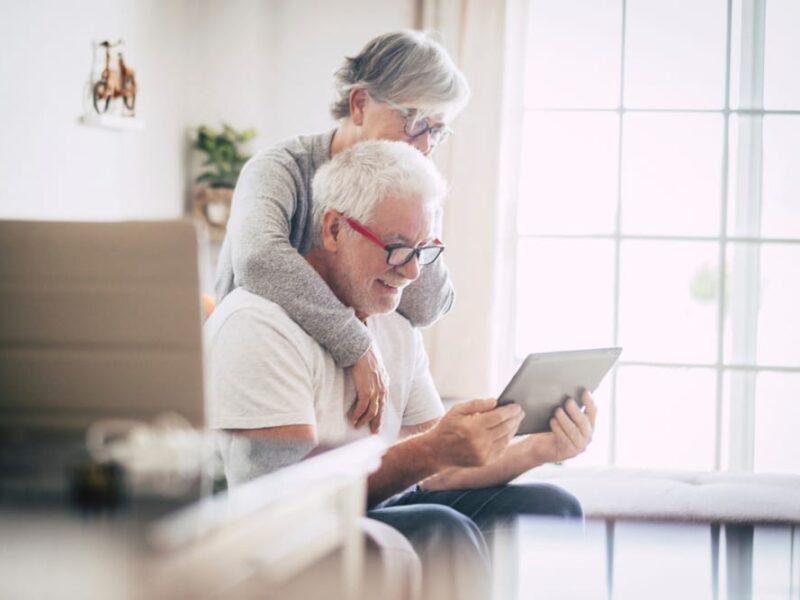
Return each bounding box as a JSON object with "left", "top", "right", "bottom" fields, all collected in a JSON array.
[{"left": 511, "top": 0, "right": 800, "bottom": 473}]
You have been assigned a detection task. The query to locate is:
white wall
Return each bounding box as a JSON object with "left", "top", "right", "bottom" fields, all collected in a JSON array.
[
  {"left": 0, "top": 0, "right": 413, "bottom": 221},
  {"left": 183, "top": 0, "right": 414, "bottom": 149},
  {"left": 0, "top": 0, "right": 189, "bottom": 220}
]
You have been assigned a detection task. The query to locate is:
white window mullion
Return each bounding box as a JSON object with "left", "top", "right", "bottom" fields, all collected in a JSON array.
[
  {"left": 609, "top": 0, "right": 629, "bottom": 468},
  {"left": 727, "top": 0, "right": 766, "bottom": 473},
  {"left": 491, "top": 0, "right": 529, "bottom": 393},
  {"left": 714, "top": 0, "right": 735, "bottom": 471}
]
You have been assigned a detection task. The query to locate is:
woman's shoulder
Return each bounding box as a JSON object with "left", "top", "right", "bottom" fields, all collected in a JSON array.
[{"left": 252, "top": 130, "right": 334, "bottom": 168}]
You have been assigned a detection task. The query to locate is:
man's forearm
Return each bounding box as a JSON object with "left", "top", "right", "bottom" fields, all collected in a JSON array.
[
  {"left": 222, "top": 431, "right": 316, "bottom": 487},
  {"left": 420, "top": 435, "right": 543, "bottom": 491},
  {"left": 367, "top": 432, "right": 440, "bottom": 507}
]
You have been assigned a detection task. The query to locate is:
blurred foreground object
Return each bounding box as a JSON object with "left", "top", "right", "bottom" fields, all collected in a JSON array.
[
  {"left": 0, "top": 219, "right": 205, "bottom": 432},
  {"left": 1, "top": 437, "right": 385, "bottom": 600}
]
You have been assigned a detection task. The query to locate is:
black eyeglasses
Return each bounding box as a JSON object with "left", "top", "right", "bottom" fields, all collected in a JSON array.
[
  {"left": 402, "top": 115, "right": 453, "bottom": 146},
  {"left": 345, "top": 218, "right": 445, "bottom": 267},
  {"left": 385, "top": 100, "right": 453, "bottom": 147}
]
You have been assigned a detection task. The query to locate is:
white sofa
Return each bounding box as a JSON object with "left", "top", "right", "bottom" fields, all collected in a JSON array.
[{"left": 517, "top": 465, "right": 800, "bottom": 523}]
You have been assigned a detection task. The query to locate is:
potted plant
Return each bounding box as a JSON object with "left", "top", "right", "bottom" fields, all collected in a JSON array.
[{"left": 191, "top": 123, "right": 256, "bottom": 240}]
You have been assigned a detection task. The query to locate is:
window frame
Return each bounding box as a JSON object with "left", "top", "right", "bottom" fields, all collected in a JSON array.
[{"left": 507, "top": 0, "right": 800, "bottom": 472}]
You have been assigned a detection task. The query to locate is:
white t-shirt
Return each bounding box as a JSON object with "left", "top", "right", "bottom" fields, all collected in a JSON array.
[{"left": 204, "top": 288, "right": 444, "bottom": 445}]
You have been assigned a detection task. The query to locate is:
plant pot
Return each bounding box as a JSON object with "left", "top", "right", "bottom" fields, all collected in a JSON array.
[{"left": 194, "top": 186, "right": 233, "bottom": 242}]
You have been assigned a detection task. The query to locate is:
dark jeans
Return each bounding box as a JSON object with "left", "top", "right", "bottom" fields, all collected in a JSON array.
[{"left": 367, "top": 483, "right": 582, "bottom": 600}]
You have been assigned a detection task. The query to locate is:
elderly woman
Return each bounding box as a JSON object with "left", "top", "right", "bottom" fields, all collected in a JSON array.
[{"left": 215, "top": 31, "right": 470, "bottom": 432}]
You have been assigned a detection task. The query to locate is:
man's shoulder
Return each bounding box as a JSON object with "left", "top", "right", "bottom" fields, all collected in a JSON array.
[
  {"left": 367, "top": 312, "right": 422, "bottom": 351},
  {"left": 205, "top": 288, "right": 316, "bottom": 349},
  {"left": 369, "top": 311, "right": 415, "bottom": 331}
]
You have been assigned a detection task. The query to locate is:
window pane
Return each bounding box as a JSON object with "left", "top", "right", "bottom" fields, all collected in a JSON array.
[
  {"left": 721, "top": 243, "right": 800, "bottom": 368},
  {"left": 525, "top": 0, "right": 622, "bottom": 108},
  {"left": 761, "top": 116, "right": 800, "bottom": 238},
  {"left": 758, "top": 244, "right": 800, "bottom": 367},
  {"left": 619, "top": 241, "right": 720, "bottom": 363},
  {"left": 621, "top": 113, "right": 723, "bottom": 236},
  {"left": 518, "top": 112, "right": 619, "bottom": 235},
  {"left": 764, "top": 0, "right": 800, "bottom": 109},
  {"left": 614, "top": 523, "right": 713, "bottom": 600},
  {"left": 754, "top": 372, "right": 800, "bottom": 474},
  {"left": 616, "top": 366, "right": 717, "bottom": 470},
  {"left": 624, "top": 0, "right": 727, "bottom": 109},
  {"left": 515, "top": 239, "right": 614, "bottom": 358}
]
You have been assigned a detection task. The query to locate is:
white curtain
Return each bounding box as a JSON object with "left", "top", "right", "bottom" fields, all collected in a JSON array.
[{"left": 419, "top": 0, "right": 526, "bottom": 399}]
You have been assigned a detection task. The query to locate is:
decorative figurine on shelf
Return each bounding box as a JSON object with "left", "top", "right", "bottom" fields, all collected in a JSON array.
[
  {"left": 92, "top": 40, "right": 137, "bottom": 115},
  {"left": 191, "top": 124, "right": 256, "bottom": 241}
]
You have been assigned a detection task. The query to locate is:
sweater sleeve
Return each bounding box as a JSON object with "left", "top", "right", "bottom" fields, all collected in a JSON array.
[
  {"left": 225, "top": 152, "right": 372, "bottom": 368},
  {"left": 396, "top": 203, "right": 455, "bottom": 328},
  {"left": 396, "top": 255, "right": 455, "bottom": 328}
]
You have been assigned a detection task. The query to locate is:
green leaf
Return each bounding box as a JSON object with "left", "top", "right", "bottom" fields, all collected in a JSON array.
[{"left": 191, "top": 122, "right": 256, "bottom": 187}]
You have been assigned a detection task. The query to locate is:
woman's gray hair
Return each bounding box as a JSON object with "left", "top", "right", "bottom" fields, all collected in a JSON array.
[
  {"left": 330, "top": 30, "right": 471, "bottom": 121},
  {"left": 311, "top": 141, "right": 447, "bottom": 247}
]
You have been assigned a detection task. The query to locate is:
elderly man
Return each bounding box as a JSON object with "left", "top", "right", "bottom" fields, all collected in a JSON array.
[{"left": 206, "top": 141, "right": 594, "bottom": 599}]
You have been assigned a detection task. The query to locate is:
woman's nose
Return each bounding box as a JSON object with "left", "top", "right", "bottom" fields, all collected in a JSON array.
[{"left": 412, "top": 133, "right": 433, "bottom": 156}]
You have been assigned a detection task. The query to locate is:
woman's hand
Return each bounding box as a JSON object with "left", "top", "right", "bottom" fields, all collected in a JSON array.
[{"left": 348, "top": 344, "right": 389, "bottom": 433}]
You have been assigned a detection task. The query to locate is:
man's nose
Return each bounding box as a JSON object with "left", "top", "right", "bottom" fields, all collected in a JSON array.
[{"left": 396, "top": 253, "right": 421, "bottom": 281}]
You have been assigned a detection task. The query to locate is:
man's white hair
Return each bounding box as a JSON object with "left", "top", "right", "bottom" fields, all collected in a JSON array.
[{"left": 311, "top": 141, "right": 446, "bottom": 247}]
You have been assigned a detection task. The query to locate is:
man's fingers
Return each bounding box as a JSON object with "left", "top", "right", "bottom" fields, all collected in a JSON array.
[
  {"left": 554, "top": 405, "right": 584, "bottom": 448},
  {"left": 549, "top": 418, "right": 577, "bottom": 454},
  {"left": 489, "top": 409, "right": 524, "bottom": 441},
  {"left": 453, "top": 397, "right": 497, "bottom": 415},
  {"left": 582, "top": 390, "right": 598, "bottom": 428},
  {"left": 489, "top": 412, "right": 524, "bottom": 459},
  {"left": 479, "top": 403, "right": 523, "bottom": 429},
  {"left": 564, "top": 398, "right": 593, "bottom": 440}
]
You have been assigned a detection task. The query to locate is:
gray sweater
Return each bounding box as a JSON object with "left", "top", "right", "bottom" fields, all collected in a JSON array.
[{"left": 214, "top": 130, "right": 455, "bottom": 368}]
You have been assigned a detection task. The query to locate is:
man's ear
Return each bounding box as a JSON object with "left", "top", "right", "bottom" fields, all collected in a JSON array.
[
  {"left": 321, "top": 210, "right": 342, "bottom": 252},
  {"left": 349, "top": 88, "right": 368, "bottom": 126}
]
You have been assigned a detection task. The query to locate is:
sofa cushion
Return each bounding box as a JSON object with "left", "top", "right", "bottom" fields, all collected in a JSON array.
[{"left": 516, "top": 466, "right": 800, "bottom": 523}]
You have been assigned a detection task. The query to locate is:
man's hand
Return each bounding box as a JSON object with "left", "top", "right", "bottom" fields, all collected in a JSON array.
[
  {"left": 424, "top": 398, "right": 524, "bottom": 469},
  {"left": 530, "top": 389, "right": 597, "bottom": 464},
  {"left": 348, "top": 344, "right": 389, "bottom": 433}
]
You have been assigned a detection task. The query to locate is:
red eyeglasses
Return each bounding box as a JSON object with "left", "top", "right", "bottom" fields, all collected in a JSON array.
[{"left": 344, "top": 217, "right": 445, "bottom": 267}]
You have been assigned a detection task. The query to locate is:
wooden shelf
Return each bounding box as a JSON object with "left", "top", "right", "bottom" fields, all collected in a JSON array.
[{"left": 79, "top": 113, "right": 144, "bottom": 131}]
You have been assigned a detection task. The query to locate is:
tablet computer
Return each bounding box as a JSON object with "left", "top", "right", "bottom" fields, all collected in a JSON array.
[{"left": 497, "top": 347, "right": 622, "bottom": 435}]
